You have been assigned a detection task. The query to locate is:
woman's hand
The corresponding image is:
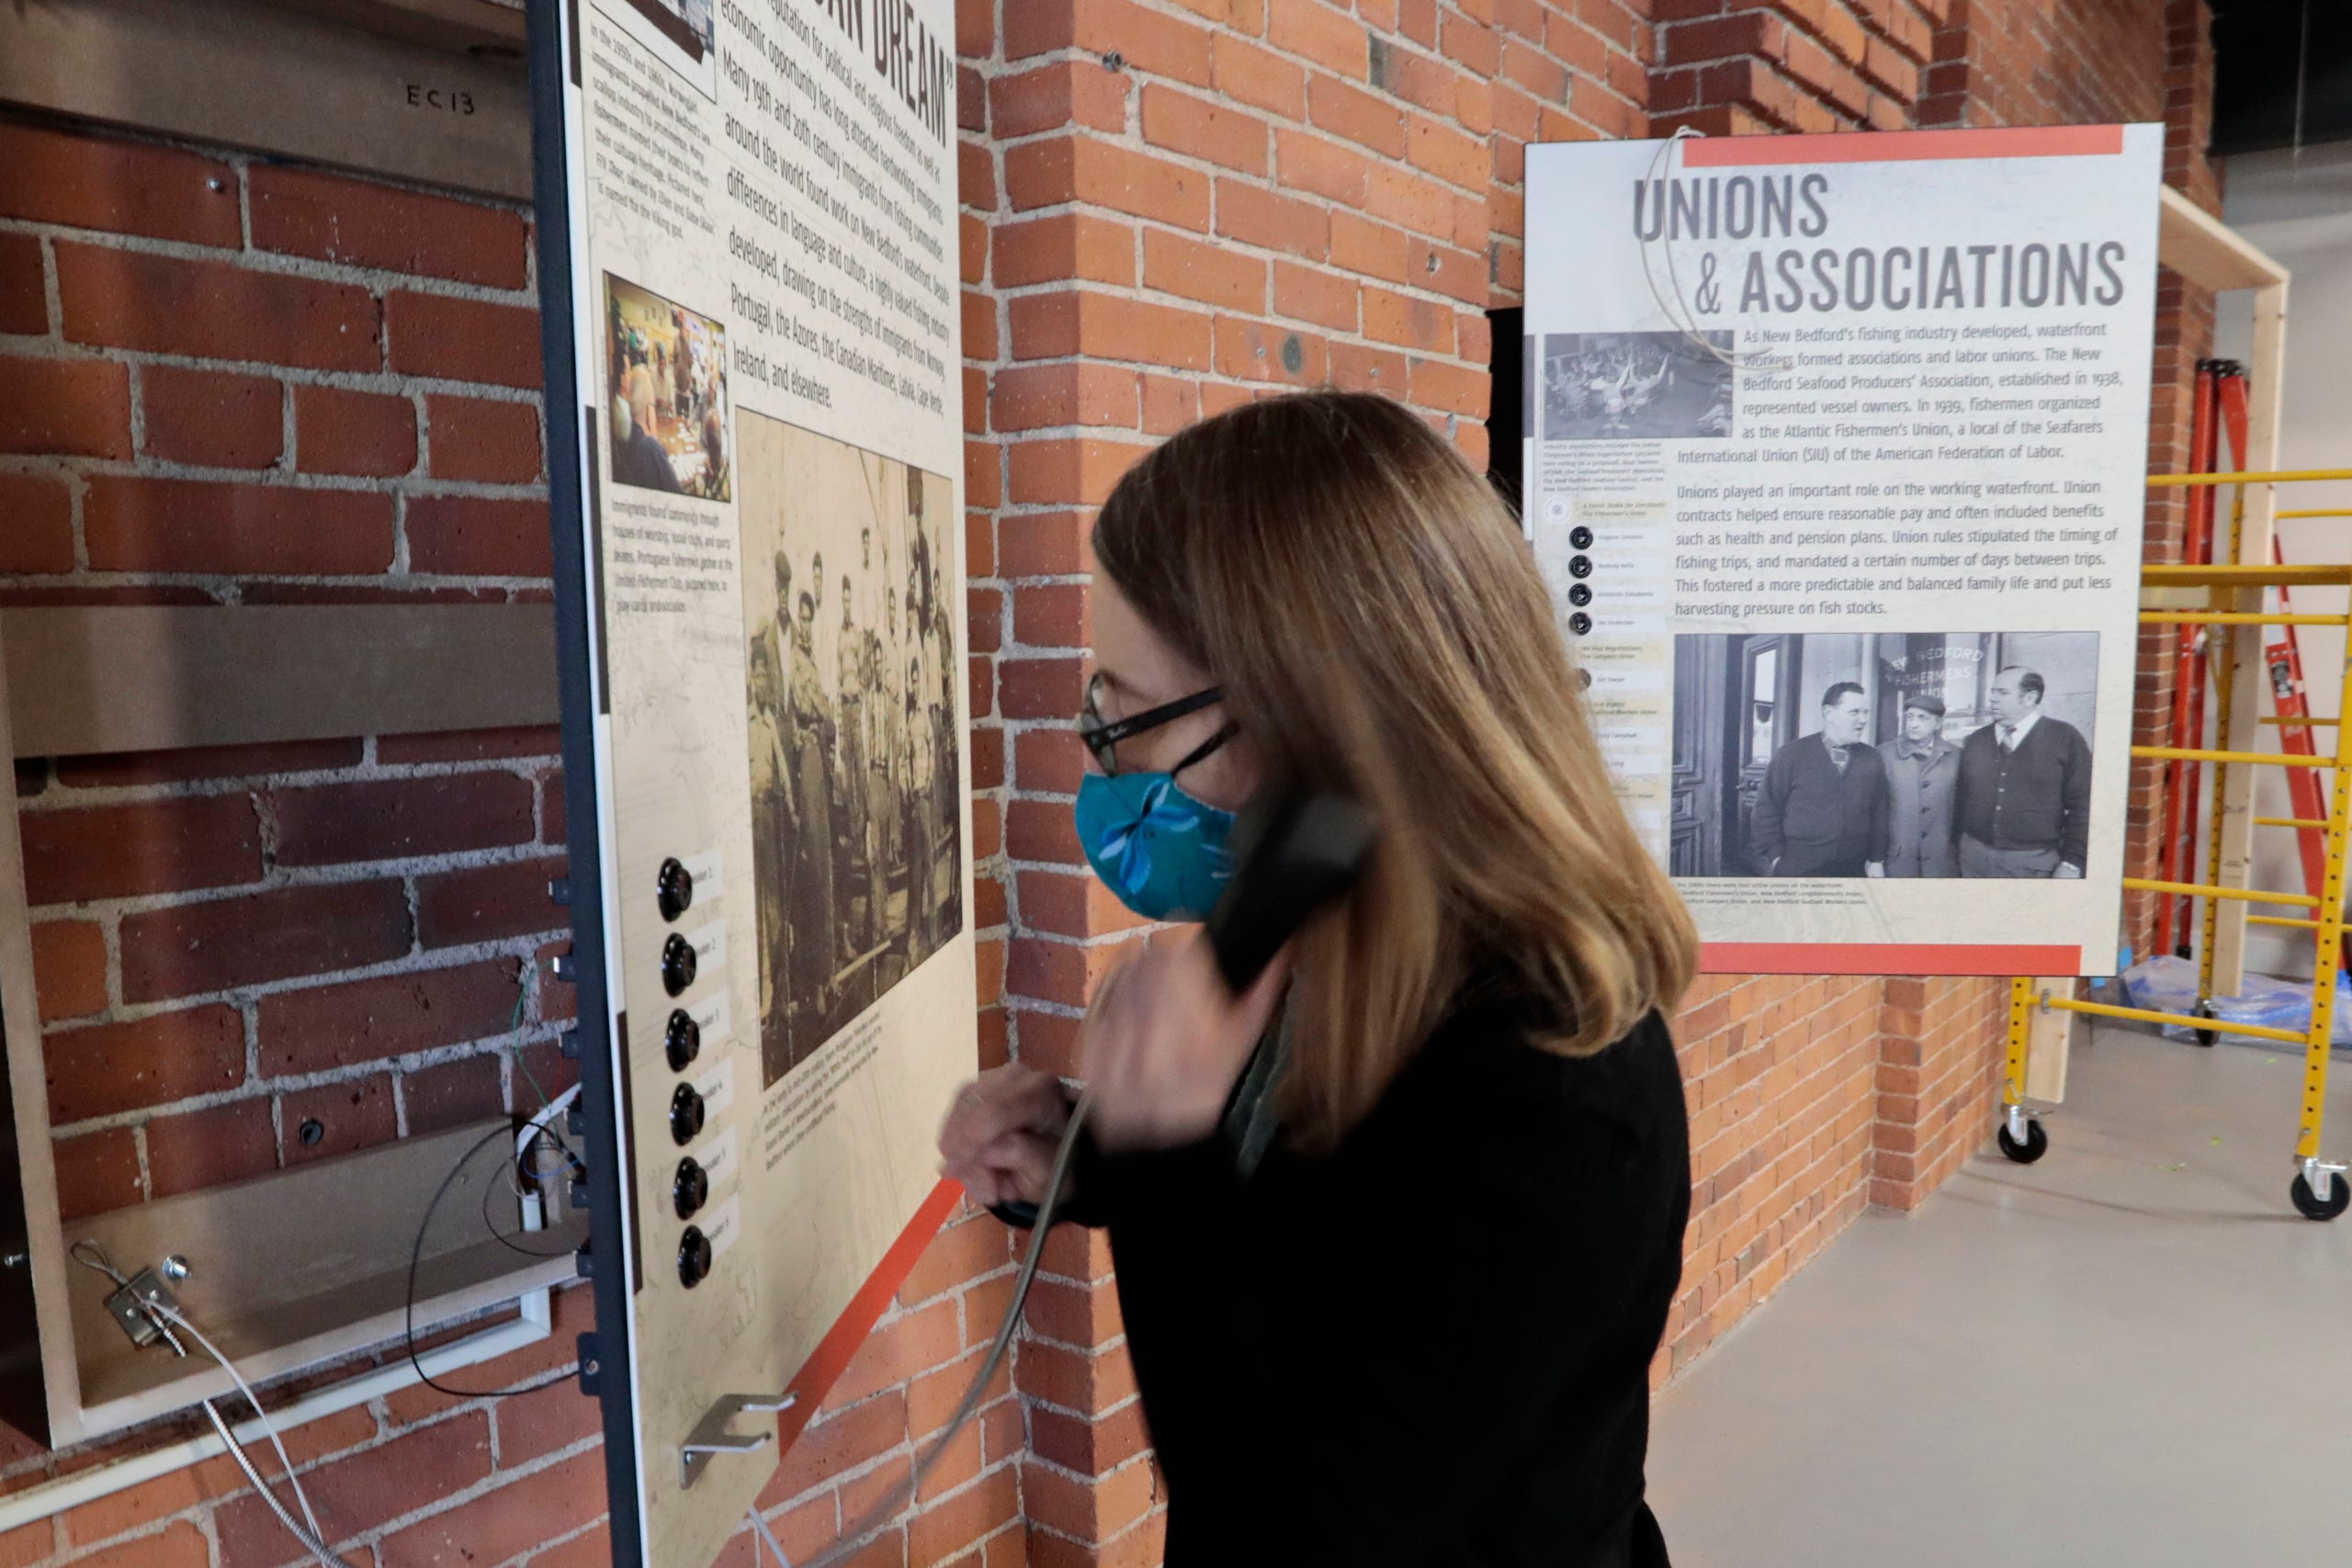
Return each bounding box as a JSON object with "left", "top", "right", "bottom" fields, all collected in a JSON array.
[
  {"left": 937, "top": 1064, "right": 1072, "bottom": 1212},
  {"left": 1082, "top": 927, "right": 1288, "bottom": 1153}
]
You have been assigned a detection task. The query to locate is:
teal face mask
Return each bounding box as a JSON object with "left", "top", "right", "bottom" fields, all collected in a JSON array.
[{"left": 1074, "top": 768, "right": 1236, "bottom": 921}]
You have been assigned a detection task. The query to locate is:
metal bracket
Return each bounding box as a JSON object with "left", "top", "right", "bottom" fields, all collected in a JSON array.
[
  {"left": 102, "top": 1269, "right": 180, "bottom": 1350},
  {"left": 2301, "top": 1156, "right": 2349, "bottom": 1204},
  {"left": 679, "top": 1392, "right": 797, "bottom": 1489},
  {"left": 2004, "top": 1102, "right": 2037, "bottom": 1144}
]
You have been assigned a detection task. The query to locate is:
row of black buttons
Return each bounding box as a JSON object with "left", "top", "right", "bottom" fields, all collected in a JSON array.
[
  {"left": 1565, "top": 526, "right": 1595, "bottom": 637},
  {"left": 658, "top": 855, "right": 713, "bottom": 1288}
]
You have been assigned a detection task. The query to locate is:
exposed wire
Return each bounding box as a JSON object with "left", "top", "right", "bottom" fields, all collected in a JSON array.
[
  {"left": 405, "top": 1117, "right": 576, "bottom": 1399},
  {"left": 68, "top": 1238, "right": 129, "bottom": 1288},
  {"left": 795, "top": 1087, "right": 1095, "bottom": 1568},
  {"left": 199, "top": 1399, "right": 356, "bottom": 1568},
  {"left": 149, "top": 1302, "right": 329, "bottom": 1547},
  {"left": 1634, "top": 128, "right": 1776, "bottom": 373},
  {"left": 749, "top": 1506, "right": 794, "bottom": 1567},
  {"left": 480, "top": 1157, "right": 585, "bottom": 1258},
  {"left": 96, "top": 1283, "right": 347, "bottom": 1568}
]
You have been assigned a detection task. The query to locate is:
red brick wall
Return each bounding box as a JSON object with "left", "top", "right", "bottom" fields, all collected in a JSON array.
[
  {"left": 0, "top": 111, "right": 1029, "bottom": 1568},
  {"left": 1663, "top": 975, "right": 1881, "bottom": 1370},
  {"left": 0, "top": 0, "right": 2227, "bottom": 1562},
  {"left": 954, "top": 0, "right": 1657, "bottom": 1555}
]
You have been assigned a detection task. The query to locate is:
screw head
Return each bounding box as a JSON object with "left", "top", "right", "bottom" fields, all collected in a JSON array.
[{"left": 162, "top": 1255, "right": 192, "bottom": 1282}]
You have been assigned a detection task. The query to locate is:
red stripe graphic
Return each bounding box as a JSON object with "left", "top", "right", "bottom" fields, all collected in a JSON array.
[
  {"left": 1679, "top": 125, "right": 2125, "bottom": 167},
  {"left": 774, "top": 1177, "right": 964, "bottom": 1454},
  {"left": 1702, "top": 942, "right": 2082, "bottom": 976}
]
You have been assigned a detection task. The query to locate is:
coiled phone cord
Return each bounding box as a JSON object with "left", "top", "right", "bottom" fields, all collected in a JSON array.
[{"left": 786, "top": 1086, "right": 1095, "bottom": 1568}]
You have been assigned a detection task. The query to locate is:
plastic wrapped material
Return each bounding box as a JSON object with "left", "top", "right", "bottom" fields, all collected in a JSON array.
[
  {"left": 2119, "top": 953, "right": 2352, "bottom": 1048},
  {"left": 2120, "top": 954, "right": 2206, "bottom": 1042}
]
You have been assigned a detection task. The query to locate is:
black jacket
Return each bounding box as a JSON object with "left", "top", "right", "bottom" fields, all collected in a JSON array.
[
  {"left": 1748, "top": 732, "right": 1889, "bottom": 875},
  {"left": 1071, "top": 991, "right": 1690, "bottom": 1565},
  {"left": 1951, "top": 716, "right": 2092, "bottom": 869},
  {"left": 611, "top": 422, "right": 682, "bottom": 492}
]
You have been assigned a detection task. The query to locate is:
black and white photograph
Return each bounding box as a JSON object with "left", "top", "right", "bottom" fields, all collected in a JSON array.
[
  {"left": 741, "top": 412, "right": 963, "bottom": 1086},
  {"left": 1670, "top": 631, "right": 2099, "bottom": 880},
  {"left": 1543, "top": 330, "right": 1735, "bottom": 441},
  {"left": 611, "top": 0, "right": 715, "bottom": 61}
]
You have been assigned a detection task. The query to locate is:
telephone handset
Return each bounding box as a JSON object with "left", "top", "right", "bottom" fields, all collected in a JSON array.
[
  {"left": 988, "top": 787, "right": 1374, "bottom": 1228},
  {"left": 1204, "top": 788, "right": 1376, "bottom": 992},
  {"left": 802, "top": 792, "right": 1374, "bottom": 1565}
]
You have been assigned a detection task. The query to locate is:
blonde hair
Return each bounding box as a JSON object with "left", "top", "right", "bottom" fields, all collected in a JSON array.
[{"left": 1093, "top": 390, "right": 1696, "bottom": 1151}]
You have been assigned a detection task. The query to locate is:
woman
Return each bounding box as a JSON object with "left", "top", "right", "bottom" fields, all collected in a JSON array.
[{"left": 938, "top": 390, "right": 1696, "bottom": 1565}]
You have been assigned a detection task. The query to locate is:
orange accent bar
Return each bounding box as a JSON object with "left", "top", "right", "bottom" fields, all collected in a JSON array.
[
  {"left": 1702, "top": 942, "right": 2082, "bottom": 976},
  {"left": 1679, "top": 125, "right": 2125, "bottom": 167},
  {"left": 775, "top": 1178, "right": 963, "bottom": 1454}
]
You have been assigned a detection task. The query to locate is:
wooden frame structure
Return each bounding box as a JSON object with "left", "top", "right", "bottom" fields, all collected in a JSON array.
[
  {"left": 0, "top": 604, "right": 568, "bottom": 1448},
  {"left": 1998, "top": 193, "right": 2352, "bottom": 1218},
  {"left": 2154, "top": 186, "right": 2292, "bottom": 994}
]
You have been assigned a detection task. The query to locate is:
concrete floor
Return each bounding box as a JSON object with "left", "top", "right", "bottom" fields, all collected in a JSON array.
[{"left": 1647, "top": 1023, "right": 2352, "bottom": 1567}]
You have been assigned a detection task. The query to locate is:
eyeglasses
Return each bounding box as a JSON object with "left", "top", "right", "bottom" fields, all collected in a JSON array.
[{"left": 1078, "top": 672, "right": 1234, "bottom": 777}]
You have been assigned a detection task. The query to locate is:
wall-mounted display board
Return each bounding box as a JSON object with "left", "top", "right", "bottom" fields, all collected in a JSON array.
[
  {"left": 525, "top": 0, "right": 970, "bottom": 1562},
  {"left": 1523, "top": 126, "right": 2164, "bottom": 977}
]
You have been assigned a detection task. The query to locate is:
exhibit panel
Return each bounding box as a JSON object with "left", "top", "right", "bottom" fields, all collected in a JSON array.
[
  {"left": 526, "top": 0, "right": 970, "bottom": 1562},
  {"left": 1524, "top": 126, "right": 2165, "bottom": 976}
]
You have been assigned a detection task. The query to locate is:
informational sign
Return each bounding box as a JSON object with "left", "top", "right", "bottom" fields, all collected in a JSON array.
[
  {"left": 1523, "top": 127, "right": 2163, "bottom": 976},
  {"left": 527, "top": 0, "right": 967, "bottom": 1562}
]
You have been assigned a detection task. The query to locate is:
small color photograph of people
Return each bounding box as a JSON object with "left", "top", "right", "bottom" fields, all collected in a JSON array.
[{"left": 605, "top": 274, "right": 730, "bottom": 502}]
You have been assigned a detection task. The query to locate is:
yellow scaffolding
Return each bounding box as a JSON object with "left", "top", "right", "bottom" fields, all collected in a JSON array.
[{"left": 2001, "top": 547, "right": 2352, "bottom": 1221}]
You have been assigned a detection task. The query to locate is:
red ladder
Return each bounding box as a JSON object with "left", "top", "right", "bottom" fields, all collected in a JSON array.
[{"left": 2213, "top": 367, "right": 2344, "bottom": 961}]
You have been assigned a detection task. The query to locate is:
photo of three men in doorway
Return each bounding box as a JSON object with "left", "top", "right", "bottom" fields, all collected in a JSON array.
[{"left": 1669, "top": 631, "right": 2098, "bottom": 881}]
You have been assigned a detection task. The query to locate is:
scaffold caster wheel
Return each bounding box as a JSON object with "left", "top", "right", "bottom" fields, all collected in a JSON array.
[
  {"left": 1997, "top": 1121, "right": 2049, "bottom": 1165},
  {"left": 2192, "top": 1004, "right": 2217, "bottom": 1048},
  {"left": 2290, "top": 1171, "right": 2350, "bottom": 1221}
]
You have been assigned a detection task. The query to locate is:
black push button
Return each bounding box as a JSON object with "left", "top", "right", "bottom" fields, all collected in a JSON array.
[
  {"left": 662, "top": 932, "right": 696, "bottom": 996},
  {"left": 1568, "top": 611, "right": 1593, "bottom": 636},
  {"left": 1568, "top": 554, "right": 1593, "bottom": 579},
  {"left": 673, "top": 1156, "right": 709, "bottom": 1220},
  {"left": 670, "top": 1082, "right": 705, "bottom": 1145},
  {"left": 678, "top": 1226, "right": 712, "bottom": 1289},
  {"left": 657, "top": 858, "right": 693, "bottom": 922},
  {"left": 1569, "top": 525, "right": 1594, "bottom": 549},
  {"left": 665, "top": 1009, "right": 701, "bottom": 1072},
  {"left": 1567, "top": 581, "right": 1592, "bottom": 606}
]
